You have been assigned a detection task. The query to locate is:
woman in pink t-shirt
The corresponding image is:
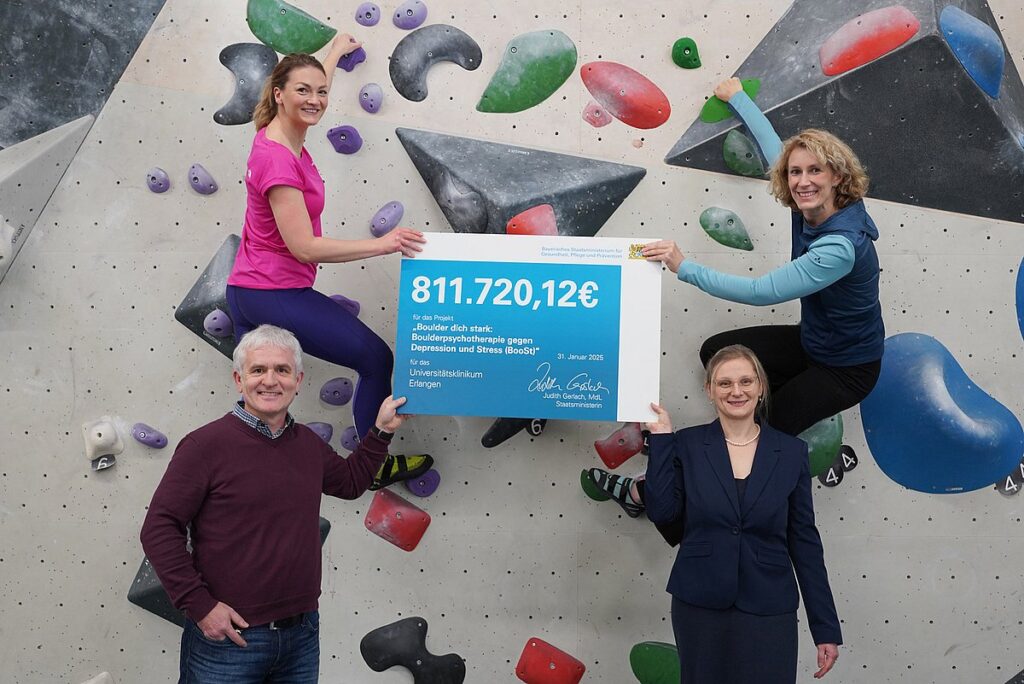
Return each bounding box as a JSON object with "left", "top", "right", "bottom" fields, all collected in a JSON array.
[{"left": 226, "top": 38, "right": 427, "bottom": 476}]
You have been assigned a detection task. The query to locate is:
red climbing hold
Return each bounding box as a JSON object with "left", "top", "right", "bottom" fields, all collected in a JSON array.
[
  {"left": 580, "top": 61, "right": 671, "bottom": 129},
  {"left": 594, "top": 422, "right": 644, "bottom": 469},
  {"left": 506, "top": 204, "right": 557, "bottom": 236},
  {"left": 819, "top": 5, "right": 920, "bottom": 76},
  {"left": 515, "top": 638, "right": 586, "bottom": 684},
  {"left": 364, "top": 488, "right": 431, "bottom": 551}
]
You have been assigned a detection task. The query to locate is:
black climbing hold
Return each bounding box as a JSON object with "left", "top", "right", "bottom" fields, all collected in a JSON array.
[
  {"left": 214, "top": 43, "right": 279, "bottom": 126},
  {"left": 481, "top": 417, "right": 546, "bottom": 448},
  {"left": 360, "top": 616, "right": 465, "bottom": 684},
  {"left": 396, "top": 127, "right": 645, "bottom": 237},
  {"left": 174, "top": 234, "right": 241, "bottom": 360}
]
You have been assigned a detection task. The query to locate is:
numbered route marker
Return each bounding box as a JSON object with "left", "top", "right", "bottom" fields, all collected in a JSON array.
[{"left": 395, "top": 234, "right": 661, "bottom": 422}]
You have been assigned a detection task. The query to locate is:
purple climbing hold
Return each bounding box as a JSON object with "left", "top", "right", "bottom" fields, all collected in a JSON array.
[
  {"left": 393, "top": 0, "right": 427, "bottom": 30},
  {"left": 131, "top": 423, "right": 168, "bottom": 449},
  {"left": 404, "top": 468, "right": 440, "bottom": 497},
  {"left": 307, "top": 422, "right": 334, "bottom": 443},
  {"left": 320, "top": 377, "right": 354, "bottom": 406},
  {"left": 370, "top": 201, "right": 404, "bottom": 237},
  {"left": 355, "top": 2, "right": 380, "bottom": 26},
  {"left": 338, "top": 46, "right": 367, "bottom": 72},
  {"left": 330, "top": 293, "right": 362, "bottom": 317},
  {"left": 147, "top": 167, "right": 170, "bottom": 193},
  {"left": 327, "top": 125, "right": 363, "bottom": 154},
  {"left": 340, "top": 425, "right": 359, "bottom": 451},
  {"left": 188, "top": 163, "right": 218, "bottom": 195},
  {"left": 359, "top": 83, "right": 384, "bottom": 113},
  {"left": 203, "top": 309, "right": 234, "bottom": 338}
]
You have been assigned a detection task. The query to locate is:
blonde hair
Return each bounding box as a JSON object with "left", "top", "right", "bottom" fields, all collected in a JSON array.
[
  {"left": 704, "top": 344, "right": 770, "bottom": 415},
  {"left": 768, "top": 129, "right": 869, "bottom": 211},
  {"left": 252, "top": 53, "right": 326, "bottom": 130}
]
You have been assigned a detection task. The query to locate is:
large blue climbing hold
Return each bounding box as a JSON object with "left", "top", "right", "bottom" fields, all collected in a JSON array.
[
  {"left": 1017, "top": 256, "right": 1024, "bottom": 342},
  {"left": 939, "top": 5, "right": 1004, "bottom": 98},
  {"left": 860, "top": 333, "right": 1024, "bottom": 493}
]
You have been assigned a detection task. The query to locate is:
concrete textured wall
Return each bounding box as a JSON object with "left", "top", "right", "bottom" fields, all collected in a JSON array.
[{"left": 1, "top": 1, "right": 1023, "bottom": 682}]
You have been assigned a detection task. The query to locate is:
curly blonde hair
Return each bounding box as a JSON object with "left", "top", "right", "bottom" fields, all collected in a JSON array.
[{"left": 768, "top": 129, "right": 869, "bottom": 211}]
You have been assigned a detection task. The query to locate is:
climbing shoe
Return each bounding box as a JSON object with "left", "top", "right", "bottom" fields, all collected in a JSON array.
[
  {"left": 371, "top": 453, "right": 434, "bottom": 490},
  {"left": 588, "top": 467, "right": 644, "bottom": 518}
]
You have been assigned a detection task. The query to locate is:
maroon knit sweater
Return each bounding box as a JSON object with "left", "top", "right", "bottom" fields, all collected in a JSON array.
[{"left": 140, "top": 414, "right": 388, "bottom": 625}]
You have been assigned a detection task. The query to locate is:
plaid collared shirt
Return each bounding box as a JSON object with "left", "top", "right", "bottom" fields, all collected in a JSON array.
[{"left": 232, "top": 400, "right": 294, "bottom": 439}]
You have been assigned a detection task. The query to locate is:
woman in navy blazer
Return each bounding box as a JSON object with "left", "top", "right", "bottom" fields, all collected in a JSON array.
[{"left": 645, "top": 344, "right": 841, "bottom": 683}]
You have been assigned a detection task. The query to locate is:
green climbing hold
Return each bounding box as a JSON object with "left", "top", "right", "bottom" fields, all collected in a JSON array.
[
  {"left": 580, "top": 469, "right": 610, "bottom": 502},
  {"left": 630, "top": 641, "right": 680, "bottom": 684},
  {"left": 246, "top": 0, "right": 337, "bottom": 55},
  {"left": 477, "top": 30, "right": 577, "bottom": 113},
  {"left": 799, "top": 414, "right": 844, "bottom": 478},
  {"left": 699, "top": 78, "right": 761, "bottom": 123},
  {"left": 723, "top": 129, "right": 766, "bottom": 178},
  {"left": 671, "top": 37, "right": 701, "bottom": 69},
  {"left": 699, "top": 207, "right": 753, "bottom": 251}
]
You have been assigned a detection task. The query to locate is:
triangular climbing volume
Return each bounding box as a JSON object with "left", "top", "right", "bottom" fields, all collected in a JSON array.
[
  {"left": 665, "top": 0, "right": 1024, "bottom": 224},
  {"left": 396, "top": 128, "right": 646, "bottom": 237}
]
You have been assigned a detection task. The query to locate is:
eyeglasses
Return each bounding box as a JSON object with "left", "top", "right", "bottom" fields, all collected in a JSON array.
[{"left": 714, "top": 377, "right": 759, "bottom": 391}]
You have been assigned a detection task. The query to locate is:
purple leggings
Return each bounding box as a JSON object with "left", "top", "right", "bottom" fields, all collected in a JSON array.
[{"left": 226, "top": 285, "right": 393, "bottom": 438}]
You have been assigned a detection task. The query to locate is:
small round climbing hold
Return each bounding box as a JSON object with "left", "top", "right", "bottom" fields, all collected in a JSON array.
[
  {"left": 338, "top": 46, "right": 367, "bottom": 72},
  {"left": 320, "top": 377, "right": 355, "bottom": 406},
  {"left": 359, "top": 83, "right": 384, "bottom": 113},
  {"left": 370, "top": 201, "right": 404, "bottom": 237},
  {"left": 132, "top": 423, "right": 168, "bottom": 449},
  {"left": 82, "top": 417, "right": 125, "bottom": 462},
  {"left": 699, "top": 207, "right": 753, "bottom": 251},
  {"left": 671, "top": 37, "right": 701, "bottom": 69},
  {"left": 146, "top": 167, "right": 170, "bottom": 193},
  {"left": 188, "top": 163, "right": 218, "bottom": 195},
  {"left": 393, "top": 0, "right": 427, "bottom": 30},
  {"left": 203, "top": 308, "right": 234, "bottom": 338},
  {"left": 340, "top": 425, "right": 359, "bottom": 451},
  {"left": 355, "top": 2, "right": 380, "bottom": 26},
  {"left": 307, "top": 422, "right": 334, "bottom": 443},
  {"left": 582, "top": 100, "right": 611, "bottom": 128},
  {"left": 330, "top": 293, "right": 361, "bottom": 317},
  {"left": 404, "top": 468, "right": 440, "bottom": 497},
  {"left": 327, "top": 125, "right": 363, "bottom": 154}
]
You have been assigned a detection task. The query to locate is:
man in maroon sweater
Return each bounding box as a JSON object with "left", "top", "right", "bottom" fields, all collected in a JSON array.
[{"left": 141, "top": 324, "right": 409, "bottom": 683}]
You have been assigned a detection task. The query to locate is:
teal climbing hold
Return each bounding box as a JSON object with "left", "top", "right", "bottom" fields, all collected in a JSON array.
[
  {"left": 629, "top": 641, "right": 679, "bottom": 684},
  {"left": 798, "top": 414, "right": 843, "bottom": 478},
  {"left": 699, "top": 207, "right": 753, "bottom": 251},
  {"left": 671, "top": 37, "right": 700, "bottom": 69},
  {"left": 699, "top": 78, "right": 760, "bottom": 123},
  {"left": 246, "top": 0, "right": 336, "bottom": 55},
  {"left": 477, "top": 30, "right": 577, "bottom": 113},
  {"left": 722, "top": 129, "right": 765, "bottom": 177}
]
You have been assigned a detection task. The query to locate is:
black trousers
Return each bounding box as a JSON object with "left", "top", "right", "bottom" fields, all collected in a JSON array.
[
  {"left": 672, "top": 597, "right": 797, "bottom": 684},
  {"left": 699, "top": 325, "right": 881, "bottom": 437}
]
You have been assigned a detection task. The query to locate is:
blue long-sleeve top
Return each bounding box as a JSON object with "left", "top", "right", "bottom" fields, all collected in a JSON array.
[{"left": 677, "top": 90, "right": 855, "bottom": 307}]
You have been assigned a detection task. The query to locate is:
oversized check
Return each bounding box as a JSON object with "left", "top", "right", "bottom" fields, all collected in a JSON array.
[{"left": 394, "top": 234, "right": 661, "bottom": 422}]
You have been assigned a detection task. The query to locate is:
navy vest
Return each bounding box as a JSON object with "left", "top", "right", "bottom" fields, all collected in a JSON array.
[{"left": 791, "top": 200, "right": 884, "bottom": 365}]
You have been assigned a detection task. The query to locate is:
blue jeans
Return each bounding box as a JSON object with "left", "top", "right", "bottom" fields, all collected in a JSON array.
[{"left": 179, "top": 611, "right": 320, "bottom": 683}]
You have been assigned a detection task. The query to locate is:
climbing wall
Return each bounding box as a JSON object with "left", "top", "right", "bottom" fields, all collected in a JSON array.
[{"left": 2, "top": 1, "right": 1024, "bottom": 683}]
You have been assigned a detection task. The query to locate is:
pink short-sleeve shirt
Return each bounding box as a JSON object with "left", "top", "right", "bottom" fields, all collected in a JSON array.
[{"left": 227, "top": 128, "right": 325, "bottom": 289}]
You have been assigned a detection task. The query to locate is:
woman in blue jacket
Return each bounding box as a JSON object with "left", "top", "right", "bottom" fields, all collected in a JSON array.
[
  {"left": 592, "top": 78, "right": 883, "bottom": 516},
  {"left": 645, "top": 344, "right": 841, "bottom": 682}
]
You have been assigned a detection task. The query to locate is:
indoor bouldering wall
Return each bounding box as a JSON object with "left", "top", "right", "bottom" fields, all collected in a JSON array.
[{"left": 2, "top": 1, "right": 1024, "bottom": 683}]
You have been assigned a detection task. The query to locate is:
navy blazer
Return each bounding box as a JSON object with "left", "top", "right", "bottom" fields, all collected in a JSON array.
[{"left": 645, "top": 420, "right": 843, "bottom": 646}]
